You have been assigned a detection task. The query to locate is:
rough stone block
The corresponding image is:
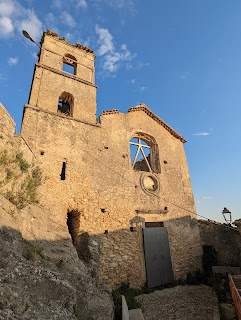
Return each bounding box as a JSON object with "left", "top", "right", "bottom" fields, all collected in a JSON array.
[{"left": 129, "top": 309, "right": 145, "bottom": 320}]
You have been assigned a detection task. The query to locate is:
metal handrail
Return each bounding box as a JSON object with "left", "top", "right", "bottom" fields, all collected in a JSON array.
[{"left": 229, "top": 274, "right": 241, "bottom": 319}]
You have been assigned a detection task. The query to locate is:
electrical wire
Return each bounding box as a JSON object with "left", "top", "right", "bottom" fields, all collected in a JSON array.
[
  {"left": 77, "top": 145, "right": 239, "bottom": 233},
  {"left": 28, "top": 102, "right": 239, "bottom": 233},
  {"left": 0, "top": 14, "right": 37, "bottom": 60},
  {"left": 2, "top": 13, "right": 236, "bottom": 233},
  {"left": 46, "top": 109, "right": 234, "bottom": 230}
]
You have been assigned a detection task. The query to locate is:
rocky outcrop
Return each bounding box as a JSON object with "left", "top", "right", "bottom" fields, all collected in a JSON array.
[
  {"left": 0, "top": 195, "right": 114, "bottom": 320},
  {"left": 0, "top": 105, "right": 113, "bottom": 319}
]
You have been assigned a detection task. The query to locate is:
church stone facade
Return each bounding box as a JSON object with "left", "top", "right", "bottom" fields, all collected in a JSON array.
[{"left": 18, "top": 29, "right": 202, "bottom": 289}]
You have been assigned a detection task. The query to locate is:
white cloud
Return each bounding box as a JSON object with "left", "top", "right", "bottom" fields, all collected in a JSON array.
[
  {"left": 82, "top": 36, "right": 91, "bottom": 48},
  {"left": 103, "top": 52, "right": 120, "bottom": 73},
  {"left": 95, "top": 25, "right": 114, "bottom": 56},
  {"left": 8, "top": 56, "right": 19, "bottom": 66},
  {"left": 136, "top": 62, "right": 150, "bottom": 70},
  {"left": 0, "top": 0, "right": 42, "bottom": 40},
  {"left": 44, "top": 13, "right": 59, "bottom": 33},
  {"left": 126, "top": 63, "right": 133, "bottom": 70},
  {"left": 0, "top": 16, "right": 13, "bottom": 37},
  {"left": 60, "top": 12, "right": 76, "bottom": 28},
  {"left": 109, "top": 0, "right": 125, "bottom": 8},
  {"left": 76, "top": 0, "right": 87, "bottom": 8},
  {"left": 51, "top": 0, "right": 62, "bottom": 9},
  {"left": 196, "top": 196, "right": 213, "bottom": 205},
  {"left": 65, "top": 32, "right": 73, "bottom": 42},
  {"left": 102, "top": 45, "right": 135, "bottom": 73},
  {"left": 140, "top": 86, "right": 148, "bottom": 92},
  {"left": 0, "top": 73, "right": 7, "bottom": 80},
  {"left": 131, "top": 79, "right": 135, "bottom": 84},
  {"left": 0, "top": 0, "right": 15, "bottom": 16},
  {"left": 192, "top": 132, "right": 210, "bottom": 136},
  {"left": 120, "top": 43, "right": 134, "bottom": 60},
  {"left": 103, "top": 0, "right": 137, "bottom": 15},
  {"left": 18, "top": 10, "right": 42, "bottom": 40},
  {"left": 95, "top": 25, "right": 136, "bottom": 73},
  {"left": 179, "top": 72, "right": 190, "bottom": 80},
  {"left": 45, "top": 12, "right": 55, "bottom": 24}
]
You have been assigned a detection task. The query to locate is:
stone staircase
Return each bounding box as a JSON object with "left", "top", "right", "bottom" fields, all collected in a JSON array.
[
  {"left": 122, "top": 296, "right": 145, "bottom": 320},
  {"left": 122, "top": 285, "right": 220, "bottom": 320}
]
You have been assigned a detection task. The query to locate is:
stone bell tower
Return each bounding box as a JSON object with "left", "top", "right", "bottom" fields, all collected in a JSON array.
[{"left": 27, "top": 29, "right": 97, "bottom": 124}]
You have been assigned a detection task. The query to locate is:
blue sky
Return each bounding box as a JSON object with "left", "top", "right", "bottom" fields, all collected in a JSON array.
[{"left": 0, "top": 0, "right": 240, "bottom": 223}]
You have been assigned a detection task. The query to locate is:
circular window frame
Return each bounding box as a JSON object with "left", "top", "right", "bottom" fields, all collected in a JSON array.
[{"left": 140, "top": 172, "right": 160, "bottom": 195}]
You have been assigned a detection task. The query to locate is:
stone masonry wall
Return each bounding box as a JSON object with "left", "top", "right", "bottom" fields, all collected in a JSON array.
[
  {"left": 29, "top": 32, "right": 97, "bottom": 124},
  {"left": 99, "top": 229, "right": 146, "bottom": 289},
  {"left": 20, "top": 106, "right": 203, "bottom": 289},
  {"left": 199, "top": 220, "right": 241, "bottom": 267},
  {"left": 165, "top": 217, "right": 202, "bottom": 278},
  {"left": 16, "top": 30, "right": 203, "bottom": 290},
  {"left": 0, "top": 102, "right": 15, "bottom": 137}
]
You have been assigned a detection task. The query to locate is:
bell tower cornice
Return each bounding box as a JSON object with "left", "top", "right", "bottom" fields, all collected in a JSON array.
[{"left": 42, "top": 29, "right": 96, "bottom": 58}]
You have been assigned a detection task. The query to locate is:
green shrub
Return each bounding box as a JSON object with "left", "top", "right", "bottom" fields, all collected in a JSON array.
[
  {"left": 25, "top": 303, "right": 29, "bottom": 311},
  {"left": 112, "top": 283, "right": 142, "bottom": 320},
  {"left": 0, "top": 150, "right": 8, "bottom": 165},
  {"left": 16, "top": 152, "right": 29, "bottom": 172},
  {"left": 3, "top": 166, "right": 42, "bottom": 209},
  {"left": 5, "top": 168, "right": 13, "bottom": 181},
  {"left": 0, "top": 134, "right": 4, "bottom": 139},
  {"left": 73, "top": 304, "right": 80, "bottom": 317},
  {"left": 0, "top": 301, "right": 3, "bottom": 309},
  {"left": 23, "top": 246, "right": 45, "bottom": 261}
]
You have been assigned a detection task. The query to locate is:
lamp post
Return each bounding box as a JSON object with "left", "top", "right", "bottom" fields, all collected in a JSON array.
[
  {"left": 222, "top": 207, "right": 232, "bottom": 225},
  {"left": 22, "top": 30, "right": 41, "bottom": 49}
]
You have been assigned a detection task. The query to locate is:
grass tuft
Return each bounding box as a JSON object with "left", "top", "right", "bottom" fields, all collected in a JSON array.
[
  {"left": 0, "top": 150, "right": 8, "bottom": 165},
  {"left": 23, "top": 246, "right": 45, "bottom": 261},
  {"left": 2, "top": 166, "right": 42, "bottom": 209},
  {"left": 16, "top": 152, "right": 29, "bottom": 172}
]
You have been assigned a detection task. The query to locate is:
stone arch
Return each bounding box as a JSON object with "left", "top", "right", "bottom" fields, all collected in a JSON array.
[
  {"left": 57, "top": 91, "right": 74, "bottom": 117},
  {"left": 130, "top": 132, "right": 161, "bottom": 173}
]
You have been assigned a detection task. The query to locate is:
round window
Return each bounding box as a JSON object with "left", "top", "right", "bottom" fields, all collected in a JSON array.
[
  {"left": 143, "top": 175, "right": 158, "bottom": 191},
  {"left": 140, "top": 173, "right": 159, "bottom": 195}
]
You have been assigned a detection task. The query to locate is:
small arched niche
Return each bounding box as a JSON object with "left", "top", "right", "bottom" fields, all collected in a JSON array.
[
  {"left": 57, "top": 91, "right": 74, "bottom": 117},
  {"left": 63, "top": 53, "right": 77, "bottom": 75},
  {"left": 129, "top": 132, "right": 161, "bottom": 173}
]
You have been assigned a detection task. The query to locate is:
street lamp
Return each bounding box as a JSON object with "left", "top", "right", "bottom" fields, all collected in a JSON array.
[
  {"left": 222, "top": 207, "right": 232, "bottom": 224},
  {"left": 22, "top": 30, "right": 41, "bottom": 49}
]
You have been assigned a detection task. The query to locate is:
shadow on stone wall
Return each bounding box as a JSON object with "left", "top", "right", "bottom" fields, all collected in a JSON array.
[
  {"left": 199, "top": 220, "right": 241, "bottom": 268},
  {"left": 0, "top": 226, "right": 113, "bottom": 320},
  {"left": 3, "top": 214, "right": 230, "bottom": 319},
  {"left": 91, "top": 214, "right": 203, "bottom": 290}
]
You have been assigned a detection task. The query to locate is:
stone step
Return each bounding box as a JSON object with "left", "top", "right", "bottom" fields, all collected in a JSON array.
[{"left": 129, "top": 308, "right": 145, "bottom": 320}]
